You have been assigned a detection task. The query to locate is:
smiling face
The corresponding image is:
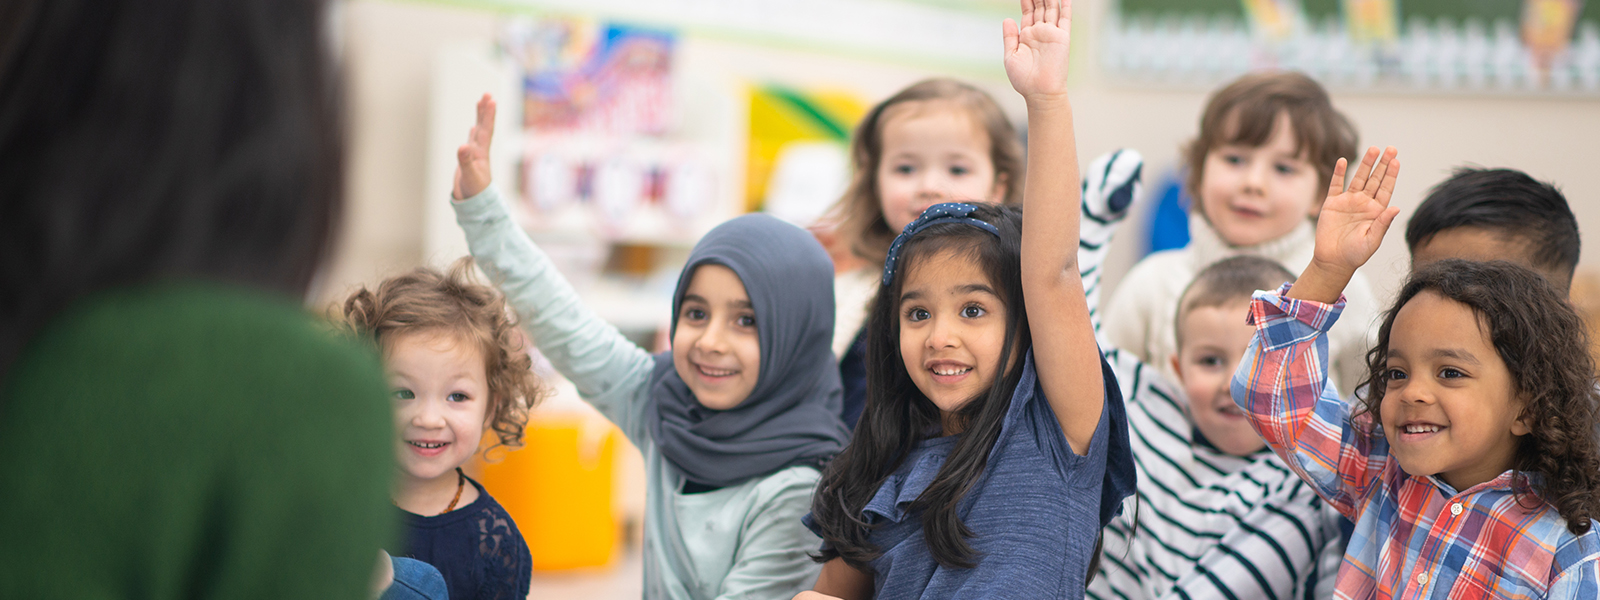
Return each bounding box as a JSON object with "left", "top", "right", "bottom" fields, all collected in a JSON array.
[
  {"left": 1197, "top": 112, "right": 1323, "bottom": 248},
  {"left": 876, "top": 101, "right": 1006, "bottom": 235},
  {"left": 1380, "top": 290, "right": 1530, "bottom": 491},
  {"left": 1172, "top": 299, "right": 1267, "bottom": 456},
  {"left": 897, "top": 249, "right": 1009, "bottom": 430},
  {"left": 672, "top": 264, "right": 761, "bottom": 411},
  {"left": 387, "top": 329, "right": 492, "bottom": 487}
]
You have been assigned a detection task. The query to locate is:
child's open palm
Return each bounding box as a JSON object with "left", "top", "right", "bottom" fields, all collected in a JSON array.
[
  {"left": 1313, "top": 146, "right": 1401, "bottom": 274},
  {"left": 1004, "top": 0, "right": 1072, "bottom": 101},
  {"left": 452, "top": 93, "right": 496, "bottom": 200}
]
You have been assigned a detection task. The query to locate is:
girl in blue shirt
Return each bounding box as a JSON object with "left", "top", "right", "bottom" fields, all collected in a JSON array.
[{"left": 801, "top": 2, "right": 1135, "bottom": 598}]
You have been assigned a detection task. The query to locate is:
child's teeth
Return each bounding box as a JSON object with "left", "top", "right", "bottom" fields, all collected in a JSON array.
[
  {"left": 934, "top": 367, "right": 971, "bottom": 376},
  {"left": 1403, "top": 424, "right": 1441, "bottom": 434}
]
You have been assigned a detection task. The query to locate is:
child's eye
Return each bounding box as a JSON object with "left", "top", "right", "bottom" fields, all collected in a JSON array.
[
  {"left": 960, "top": 305, "right": 985, "bottom": 319},
  {"left": 905, "top": 307, "right": 930, "bottom": 322},
  {"left": 1198, "top": 356, "right": 1223, "bottom": 368},
  {"left": 1223, "top": 154, "right": 1244, "bottom": 166},
  {"left": 894, "top": 164, "right": 915, "bottom": 175},
  {"left": 1384, "top": 368, "right": 1408, "bottom": 382},
  {"left": 448, "top": 392, "right": 470, "bottom": 403},
  {"left": 1275, "top": 163, "right": 1296, "bottom": 175},
  {"left": 949, "top": 165, "right": 969, "bottom": 177},
  {"left": 393, "top": 389, "right": 415, "bottom": 401},
  {"left": 736, "top": 314, "right": 756, "bottom": 328},
  {"left": 682, "top": 307, "right": 707, "bottom": 321},
  {"left": 1438, "top": 367, "right": 1466, "bottom": 379}
]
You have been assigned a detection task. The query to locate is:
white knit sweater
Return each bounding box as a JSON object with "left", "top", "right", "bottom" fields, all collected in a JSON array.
[{"left": 1100, "top": 213, "right": 1379, "bottom": 394}]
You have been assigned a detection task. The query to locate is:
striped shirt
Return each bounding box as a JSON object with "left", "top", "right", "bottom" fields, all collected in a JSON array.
[
  {"left": 1232, "top": 287, "right": 1600, "bottom": 599},
  {"left": 1079, "top": 150, "right": 1343, "bottom": 600}
]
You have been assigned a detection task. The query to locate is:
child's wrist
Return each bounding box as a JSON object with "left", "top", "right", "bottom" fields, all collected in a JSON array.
[
  {"left": 1023, "top": 93, "right": 1073, "bottom": 112},
  {"left": 1289, "top": 260, "right": 1354, "bottom": 304}
]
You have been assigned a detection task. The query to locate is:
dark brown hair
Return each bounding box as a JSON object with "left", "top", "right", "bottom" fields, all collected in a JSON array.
[
  {"left": 830, "top": 79, "right": 1024, "bottom": 266},
  {"left": 1, "top": 0, "right": 344, "bottom": 384},
  {"left": 340, "top": 259, "right": 543, "bottom": 450},
  {"left": 1185, "top": 71, "right": 1357, "bottom": 210},
  {"left": 811, "top": 204, "right": 1029, "bottom": 571},
  {"left": 1356, "top": 259, "right": 1600, "bottom": 535},
  {"left": 1175, "top": 256, "right": 1296, "bottom": 347}
]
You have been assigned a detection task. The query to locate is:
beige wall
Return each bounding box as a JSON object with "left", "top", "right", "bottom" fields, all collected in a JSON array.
[{"left": 328, "top": 0, "right": 1600, "bottom": 309}]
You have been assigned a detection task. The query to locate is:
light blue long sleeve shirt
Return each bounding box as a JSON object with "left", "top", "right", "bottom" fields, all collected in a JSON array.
[{"left": 453, "top": 185, "right": 824, "bottom": 600}]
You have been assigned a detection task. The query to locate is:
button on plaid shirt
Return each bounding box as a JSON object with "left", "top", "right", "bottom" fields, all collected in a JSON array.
[{"left": 1231, "top": 286, "right": 1600, "bottom": 599}]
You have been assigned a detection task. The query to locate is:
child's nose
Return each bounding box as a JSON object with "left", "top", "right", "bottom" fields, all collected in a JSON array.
[
  {"left": 925, "top": 317, "right": 958, "bottom": 349},
  {"left": 695, "top": 321, "right": 730, "bottom": 354},
  {"left": 412, "top": 400, "right": 448, "bottom": 427}
]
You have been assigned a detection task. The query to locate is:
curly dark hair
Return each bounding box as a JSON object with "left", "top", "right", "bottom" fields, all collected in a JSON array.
[
  {"left": 338, "top": 258, "right": 544, "bottom": 451},
  {"left": 1355, "top": 259, "right": 1600, "bottom": 534}
]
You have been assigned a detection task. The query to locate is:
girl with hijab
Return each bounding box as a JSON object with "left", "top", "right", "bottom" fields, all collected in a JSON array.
[{"left": 448, "top": 95, "right": 850, "bottom": 599}]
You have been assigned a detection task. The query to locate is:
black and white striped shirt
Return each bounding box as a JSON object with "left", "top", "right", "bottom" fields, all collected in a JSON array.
[{"left": 1078, "top": 150, "right": 1343, "bottom": 600}]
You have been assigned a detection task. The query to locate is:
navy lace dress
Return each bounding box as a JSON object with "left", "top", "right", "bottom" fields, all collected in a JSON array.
[{"left": 390, "top": 476, "right": 531, "bottom": 600}]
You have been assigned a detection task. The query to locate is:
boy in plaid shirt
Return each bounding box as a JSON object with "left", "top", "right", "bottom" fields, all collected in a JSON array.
[{"left": 1233, "top": 146, "right": 1600, "bottom": 598}]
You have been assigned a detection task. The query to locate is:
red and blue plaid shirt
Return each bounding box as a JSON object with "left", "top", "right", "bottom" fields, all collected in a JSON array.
[{"left": 1232, "top": 285, "right": 1600, "bottom": 599}]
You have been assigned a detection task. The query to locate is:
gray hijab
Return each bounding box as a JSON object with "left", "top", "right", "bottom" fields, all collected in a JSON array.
[{"left": 647, "top": 213, "right": 850, "bottom": 488}]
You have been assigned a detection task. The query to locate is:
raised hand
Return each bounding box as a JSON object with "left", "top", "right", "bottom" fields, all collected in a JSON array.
[
  {"left": 1314, "top": 146, "right": 1401, "bottom": 273},
  {"left": 452, "top": 93, "right": 496, "bottom": 201},
  {"left": 1003, "top": 0, "right": 1073, "bottom": 102},
  {"left": 1290, "top": 146, "right": 1401, "bottom": 304}
]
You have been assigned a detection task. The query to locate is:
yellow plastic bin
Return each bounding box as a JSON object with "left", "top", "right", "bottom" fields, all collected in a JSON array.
[{"left": 475, "top": 413, "right": 619, "bottom": 571}]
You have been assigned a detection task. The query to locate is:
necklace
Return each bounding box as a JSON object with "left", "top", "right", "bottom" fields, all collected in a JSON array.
[
  {"left": 394, "top": 467, "right": 467, "bottom": 516},
  {"left": 440, "top": 468, "right": 466, "bottom": 515}
]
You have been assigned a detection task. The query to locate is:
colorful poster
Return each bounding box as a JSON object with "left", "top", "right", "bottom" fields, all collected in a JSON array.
[
  {"left": 1343, "top": 0, "right": 1400, "bottom": 45},
  {"left": 1523, "top": 0, "right": 1585, "bottom": 68},
  {"left": 503, "top": 19, "right": 676, "bottom": 135},
  {"left": 1240, "top": 0, "right": 1303, "bottom": 42}
]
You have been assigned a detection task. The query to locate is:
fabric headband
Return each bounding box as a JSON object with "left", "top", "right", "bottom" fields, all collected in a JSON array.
[{"left": 882, "top": 202, "right": 1001, "bottom": 286}]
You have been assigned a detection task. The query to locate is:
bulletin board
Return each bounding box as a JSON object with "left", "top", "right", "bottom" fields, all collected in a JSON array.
[{"left": 1104, "top": 0, "right": 1599, "bottom": 95}]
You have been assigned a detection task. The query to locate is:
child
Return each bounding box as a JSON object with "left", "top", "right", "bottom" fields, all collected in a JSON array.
[
  {"left": 800, "top": 2, "right": 1136, "bottom": 597},
  {"left": 450, "top": 97, "right": 851, "bottom": 599},
  {"left": 1102, "top": 71, "right": 1379, "bottom": 393},
  {"left": 341, "top": 261, "right": 539, "bottom": 600},
  {"left": 1406, "top": 167, "right": 1581, "bottom": 292},
  {"left": 825, "top": 78, "right": 1025, "bottom": 428},
  {"left": 1234, "top": 147, "right": 1600, "bottom": 596},
  {"left": 1076, "top": 155, "right": 1343, "bottom": 600}
]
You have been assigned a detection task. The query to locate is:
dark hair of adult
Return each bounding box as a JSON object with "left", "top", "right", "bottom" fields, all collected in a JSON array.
[
  {"left": 810, "top": 203, "right": 1029, "bottom": 570},
  {"left": 1403, "top": 167, "right": 1580, "bottom": 287},
  {"left": 1355, "top": 259, "right": 1600, "bottom": 535},
  {"left": 0, "top": 0, "right": 345, "bottom": 384}
]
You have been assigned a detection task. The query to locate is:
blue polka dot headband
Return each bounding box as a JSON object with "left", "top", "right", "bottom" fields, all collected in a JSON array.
[{"left": 881, "top": 202, "right": 1001, "bottom": 286}]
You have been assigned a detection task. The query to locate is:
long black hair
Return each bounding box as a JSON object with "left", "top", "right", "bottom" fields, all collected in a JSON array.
[
  {"left": 0, "top": 0, "right": 345, "bottom": 384},
  {"left": 810, "top": 203, "right": 1030, "bottom": 570}
]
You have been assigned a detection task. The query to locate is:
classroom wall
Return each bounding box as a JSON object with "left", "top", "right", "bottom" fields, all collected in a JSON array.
[{"left": 326, "top": 0, "right": 1600, "bottom": 311}]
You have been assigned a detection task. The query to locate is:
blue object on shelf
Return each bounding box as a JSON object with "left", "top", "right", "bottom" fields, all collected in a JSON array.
[{"left": 1146, "top": 171, "right": 1192, "bottom": 256}]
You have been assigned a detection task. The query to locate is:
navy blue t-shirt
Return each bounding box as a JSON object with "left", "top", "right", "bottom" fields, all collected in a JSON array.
[
  {"left": 390, "top": 476, "right": 531, "bottom": 600},
  {"left": 808, "top": 351, "right": 1134, "bottom": 599}
]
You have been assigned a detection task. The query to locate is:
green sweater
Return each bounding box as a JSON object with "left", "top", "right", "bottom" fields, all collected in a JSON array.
[{"left": 0, "top": 283, "right": 395, "bottom": 599}]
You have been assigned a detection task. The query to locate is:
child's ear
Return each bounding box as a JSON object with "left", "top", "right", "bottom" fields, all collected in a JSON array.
[
  {"left": 1169, "top": 354, "right": 1184, "bottom": 380},
  {"left": 1511, "top": 400, "right": 1533, "bottom": 437}
]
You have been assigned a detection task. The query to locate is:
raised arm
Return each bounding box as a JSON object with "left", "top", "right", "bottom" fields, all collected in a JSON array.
[
  {"left": 1231, "top": 146, "right": 1400, "bottom": 516},
  {"left": 450, "top": 95, "right": 657, "bottom": 441},
  {"left": 1006, "top": 0, "right": 1102, "bottom": 454}
]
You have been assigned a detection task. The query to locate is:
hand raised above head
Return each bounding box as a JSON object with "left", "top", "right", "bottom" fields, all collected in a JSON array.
[
  {"left": 1003, "top": 0, "right": 1073, "bottom": 103},
  {"left": 1312, "top": 146, "right": 1402, "bottom": 276},
  {"left": 452, "top": 93, "right": 497, "bottom": 201}
]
